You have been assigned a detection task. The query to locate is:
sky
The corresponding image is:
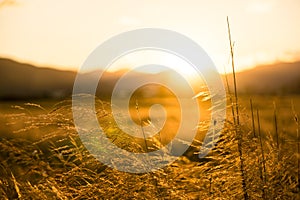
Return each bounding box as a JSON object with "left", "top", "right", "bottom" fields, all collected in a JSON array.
[{"left": 0, "top": 0, "right": 300, "bottom": 73}]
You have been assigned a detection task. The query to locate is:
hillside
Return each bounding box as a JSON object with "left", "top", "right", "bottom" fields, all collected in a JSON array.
[
  {"left": 0, "top": 58, "right": 76, "bottom": 100},
  {"left": 226, "top": 61, "right": 300, "bottom": 94},
  {"left": 0, "top": 58, "right": 196, "bottom": 100},
  {"left": 1, "top": 58, "right": 300, "bottom": 100}
]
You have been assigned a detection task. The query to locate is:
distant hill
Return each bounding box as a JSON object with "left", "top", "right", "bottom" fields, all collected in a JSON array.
[
  {"left": 0, "top": 58, "right": 192, "bottom": 100},
  {"left": 0, "top": 58, "right": 76, "bottom": 100},
  {"left": 1, "top": 58, "right": 299, "bottom": 100},
  {"left": 225, "top": 61, "right": 300, "bottom": 95}
]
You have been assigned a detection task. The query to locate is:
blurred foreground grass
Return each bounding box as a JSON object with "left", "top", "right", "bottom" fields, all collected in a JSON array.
[{"left": 0, "top": 95, "right": 299, "bottom": 199}]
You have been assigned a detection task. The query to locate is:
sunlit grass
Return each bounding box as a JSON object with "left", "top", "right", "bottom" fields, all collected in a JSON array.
[{"left": 0, "top": 93, "right": 299, "bottom": 199}]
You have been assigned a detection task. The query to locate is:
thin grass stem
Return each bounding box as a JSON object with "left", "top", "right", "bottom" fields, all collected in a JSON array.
[
  {"left": 250, "top": 98, "right": 256, "bottom": 138},
  {"left": 135, "top": 99, "right": 149, "bottom": 152},
  {"left": 227, "top": 16, "right": 248, "bottom": 200}
]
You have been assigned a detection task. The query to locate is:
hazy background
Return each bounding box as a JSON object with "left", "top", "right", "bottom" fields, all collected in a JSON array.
[
  {"left": 0, "top": 0, "right": 299, "bottom": 100},
  {"left": 0, "top": 0, "right": 300, "bottom": 73}
]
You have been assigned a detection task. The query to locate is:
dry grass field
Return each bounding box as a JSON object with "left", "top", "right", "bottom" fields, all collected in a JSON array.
[
  {"left": 1, "top": 1, "right": 299, "bottom": 199},
  {"left": 0, "top": 94, "right": 299, "bottom": 199}
]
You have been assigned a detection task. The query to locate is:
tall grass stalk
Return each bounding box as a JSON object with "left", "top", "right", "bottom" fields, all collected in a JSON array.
[
  {"left": 227, "top": 16, "right": 248, "bottom": 200},
  {"left": 227, "top": 17, "right": 240, "bottom": 126},
  {"left": 250, "top": 99, "right": 266, "bottom": 198},
  {"left": 256, "top": 109, "right": 267, "bottom": 189},
  {"left": 273, "top": 101, "right": 279, "bottom": 150},
  {"left": 250, "top": 98, "right": 256, "bottom": 138},
  {"left": 224, "top": 67, "right": 236, "bottom": 125}
]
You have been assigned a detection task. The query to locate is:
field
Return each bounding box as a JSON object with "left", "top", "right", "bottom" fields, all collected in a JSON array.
[{"left": 0, "top": 94, "right": 299, "bottom": 199}]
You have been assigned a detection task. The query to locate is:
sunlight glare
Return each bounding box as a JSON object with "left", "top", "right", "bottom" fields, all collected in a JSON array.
[{"left": 108, "top": 50, "right": 200, "bottom": 82}]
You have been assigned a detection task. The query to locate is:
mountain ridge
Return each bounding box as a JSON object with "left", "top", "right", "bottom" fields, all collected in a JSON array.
[
  {"left": 227, "top": 61, "right": 300, "bottom": 94},
  {"left": 1, "top": 58, "right": 299, "bottom": 100}
]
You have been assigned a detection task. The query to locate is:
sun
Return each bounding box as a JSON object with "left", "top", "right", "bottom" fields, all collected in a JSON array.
[{"left": 108, "top": 50, "right": 200, "bottom": 80}]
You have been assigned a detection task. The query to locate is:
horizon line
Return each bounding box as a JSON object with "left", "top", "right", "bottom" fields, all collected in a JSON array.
[{"left": 1, "top": 55, "right": 299, "bottom": 75}]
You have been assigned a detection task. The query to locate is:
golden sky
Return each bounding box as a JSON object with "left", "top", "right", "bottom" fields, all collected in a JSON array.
[{"left": 0, "top": 0, "right": 300, "bottom": 73}]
